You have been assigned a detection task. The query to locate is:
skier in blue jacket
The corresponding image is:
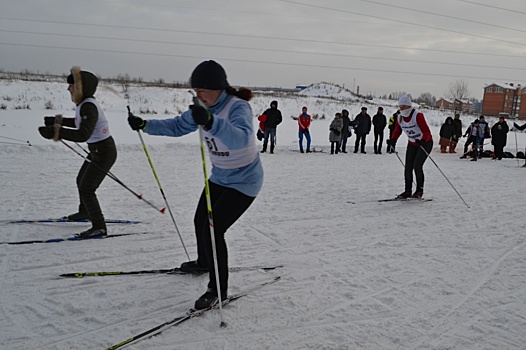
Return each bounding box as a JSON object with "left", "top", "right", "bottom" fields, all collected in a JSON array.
[{"left": 128, "top": 60, "right": 263, "bottom": 310}]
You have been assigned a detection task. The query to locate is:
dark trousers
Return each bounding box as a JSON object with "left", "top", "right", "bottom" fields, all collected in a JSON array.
[
  {"left": 404, "top": 140, "right": 433, "bottom": 192},
  {"left": 76, "top": 136, "right": 117, "bottom": 229},
  {"left": 464, "top": 136, "right": 478, "bottom": 154},
  {"left": 354, "top": 133, "right": 367, "bottom": 152},
  {"left": 374, "top": 129, "right": 384, "bottom": 153},
  {"left": 262, "top": 127, "right": 277, "bottom": 152},
  {"left": 330, "top": 141, "right": 340, "bottom": 154},
  {"left": 493, "top": 144, "right": 505, "bottom": 159},
  {"left": 194, "top": 182, "right": 255, "bottom": 293}
]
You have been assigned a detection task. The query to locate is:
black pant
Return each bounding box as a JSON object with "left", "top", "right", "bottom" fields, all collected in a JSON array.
[
  {"left": 494, "top": 144, "right": 505, "bottom": 159},
  {"left": 464, "top": 136, "right": 478, "bottom": 154},
  {"left": 354, "top": 133, "right": 367, "bottom": 152},
  {"left": 76, "top": 136, "right": 117, "bottom": 229},
  {"left": 404, "top": 140, "right": 433, "bottom": 192},
  {"left": 374, "top": 129, "right": 384, "bottom": 153},
  {"left": 330, "top": 141, "right": 340, "bottom": 154},
  {"left": 194, "top": 182, "right": 255, "bottom": 293}
]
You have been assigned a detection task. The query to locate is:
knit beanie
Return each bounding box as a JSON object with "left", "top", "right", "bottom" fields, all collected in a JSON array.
[
  {"left": 190, "top": 60, "right": 229, "bottom": 90},
  {"left": 398, "top": 94, "right": 412, "bottom": 106}
]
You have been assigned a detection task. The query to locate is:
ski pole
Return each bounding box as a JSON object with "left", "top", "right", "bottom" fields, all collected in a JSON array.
[
  {"left": 191, "top": 92, "right": 226, "bottom": 328},
  {"left": 59, "top": 140, "right": 166, "bottom": 213},
  {"left": 419, "top": 145, "right": 470, "bottom": 208},
  {"left": 0, "top": 135, "right": 32, "bottom": 146},
  {"left": 127, "top": 106, "right": 190, "bottom": 261}
]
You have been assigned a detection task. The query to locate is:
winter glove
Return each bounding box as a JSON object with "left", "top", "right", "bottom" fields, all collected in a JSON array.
[
  {"left": 38, "top": 126, "right": 54, "bottom": 139},
  {"left": 191, "top": 105, "right": 213, "bottom": 130},
  {"left": 303, "top": 128, "right": 309, "bottom": 133},
  {"left": 128, "top": 112, "right": 146, "bottom": 131},
  {"left": 334, "top": 130, "right": 340, "bottom": 136},
  {"left": 415, "top": 139, "right": 424, "bottom": 146},
  {"left": 44, "top": 116, "right": 56, "bottom": 126}
]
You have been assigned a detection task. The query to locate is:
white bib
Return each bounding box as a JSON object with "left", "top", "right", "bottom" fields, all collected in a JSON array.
[
  {"left": 200, "top": 97, "right": 257, "bottom": 169},
  {"left": 75, "top": 98, "right": 111, "bottom": 144},
  {"left": 398, "top": 110, "right": 423, "bottom": 143}
]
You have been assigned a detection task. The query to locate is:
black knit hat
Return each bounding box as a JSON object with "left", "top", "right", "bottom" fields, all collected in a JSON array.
[{"left": 190, "top": 60, "right": 229, "bottom": 90}]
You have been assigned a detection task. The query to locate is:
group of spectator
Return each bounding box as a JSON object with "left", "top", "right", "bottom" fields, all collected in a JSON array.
[
  {"left": 328, "top": 106, "right": 392, "bottom": 155},
  {"left": 256, "top": 100, "right": 524, "bottom": 163},
  {"left": 439, "top": 114, "right": 511, "bottom": 161}
]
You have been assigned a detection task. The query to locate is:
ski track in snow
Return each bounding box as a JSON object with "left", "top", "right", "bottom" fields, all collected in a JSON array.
[{"left": 1, "top": 83, "right": 526, "bottom": 349}]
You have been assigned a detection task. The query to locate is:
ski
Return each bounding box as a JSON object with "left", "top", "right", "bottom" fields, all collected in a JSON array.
[
  {"left": 378, "top": 198, "right": 433, "bottom": 202},
  {"left": 1, "top": 231, "right": 153, "bottom": 245},
  {"left": 105, "top": 276, "right": 281, "bottom": 350},
  {"left": 6, "top": 218, "right": 140, "bottom": 224},
  {"left": 60, "top": 264, "right": 283, "bottom": 278}
]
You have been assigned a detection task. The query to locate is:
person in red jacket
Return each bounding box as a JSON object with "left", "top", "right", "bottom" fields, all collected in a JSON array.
[
  {"left": 298, "top": 106, "right": 312, "bottom": 153},
  {"left": 388, "top": 94, "right": 433, "bottom": 199}
]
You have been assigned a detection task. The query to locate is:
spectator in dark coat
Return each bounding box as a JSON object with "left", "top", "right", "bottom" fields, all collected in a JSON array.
[
  {"left": 260, "top": 100, "right": 282, "bottom": 154},
  {"left": 372, "top": 106, "right": 387, "bottom": 154},
  {"left": 353, "top": 107, "right": 371, "bottom": 154},
  {"left": 451, "top": 113, "right": 463, "bottom": 153},
  {"left": 438, "top": 117, "right": 454, "bottom": 153},
  {"left": 491, "top": 116, "right": 509, "bottom": 160},
  {"left": 339, "top": 109, "right": 351, "bottom": 153}
]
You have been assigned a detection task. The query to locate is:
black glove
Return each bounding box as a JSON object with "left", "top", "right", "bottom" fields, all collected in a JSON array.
[
  {"left": 303, "top": 128, "right": 309, "bottom": 133},
  {"left": 334, "top": 130, "right": 340, "bottom": 136},
  {"left": 44, "top": 116, "right": 55, "bottom": 126},
  {"left": 415, "top": 139, "right": 424, "bottom": 146},
  {"left": 38, "top": 126, "right": 54, "bottom": 139},
  {"left": 128, "top": 112, "right": 146, "bottom": 131},
  {"left": 192, "top": 105, "right": 213, "bottom": 130}
]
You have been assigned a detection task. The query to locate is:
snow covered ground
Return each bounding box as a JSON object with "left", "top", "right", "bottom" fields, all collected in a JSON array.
[{"left": 1, "top": 79, "right": 526, "bottom": 349}]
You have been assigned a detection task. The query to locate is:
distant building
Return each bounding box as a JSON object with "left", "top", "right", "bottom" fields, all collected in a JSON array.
[
  {"left": 482, "top": 83, "right": 526, "bottom": 120},
  {"left": 436, "top": 98, "right": 473, "bottom": 114}
]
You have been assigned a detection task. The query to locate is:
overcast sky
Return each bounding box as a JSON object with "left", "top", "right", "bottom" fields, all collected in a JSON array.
[{"left": 1, "top": 0, "right": 525, "bottom": 99}]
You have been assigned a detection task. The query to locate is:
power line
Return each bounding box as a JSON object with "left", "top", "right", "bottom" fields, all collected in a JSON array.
[
  {"left": 0, "top": 17, "right": 524, "bottom": 59},
  {"left": 357, "top": 0, "right": 526, "bottom": 34},
  {"left": 2, "top": 29, "right": 525, "bottom": 71},
  {"left": 456, "top": 0, "right": 526, "bottom": 16},
  {"left": 0, "top": 42, "right": 519, "bottom": 82},
  {"left": 279, "top": 0, "right": 526, "bottom": 47}
]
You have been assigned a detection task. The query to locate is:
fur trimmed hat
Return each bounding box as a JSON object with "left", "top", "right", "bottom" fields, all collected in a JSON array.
[
  {"left": 190, "top": 60, "right": 229, "bottom": 90},
  {"left": 67, "top": 66, "right": 98, "bottom": 104}
]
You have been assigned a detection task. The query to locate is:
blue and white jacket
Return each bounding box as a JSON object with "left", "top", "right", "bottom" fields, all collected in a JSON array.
[{"left": 143, "top": 91, "right": 263, "bottom": 197}]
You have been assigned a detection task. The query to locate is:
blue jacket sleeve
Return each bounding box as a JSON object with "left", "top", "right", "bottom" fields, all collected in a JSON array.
[{"left": 143, "top": 109, "right": 198, "bottom": 136}]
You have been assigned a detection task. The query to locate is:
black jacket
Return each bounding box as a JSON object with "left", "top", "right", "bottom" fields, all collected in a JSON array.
[
  {"left": 354, "top": 112, "right": 371, "bottom": 134},
  {"left": 491, "top": 121, "right": 509, "bottom": 146},
  {"left": 262, "top": 107, "right": 283, "bottom": 129},
  {"left": 372, "top": 113, "right": 387, "bottom": 131}
]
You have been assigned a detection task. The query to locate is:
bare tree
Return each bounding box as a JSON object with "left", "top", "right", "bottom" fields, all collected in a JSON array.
[
  {"left": 115, "top": 73, "right": 131, "bottom": 93},
  {"left": 445, "top": 80, "right": 470, "bottom": 113},
  {"left": 414, "top": 92, "right": 436, "bottom": 107}
]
